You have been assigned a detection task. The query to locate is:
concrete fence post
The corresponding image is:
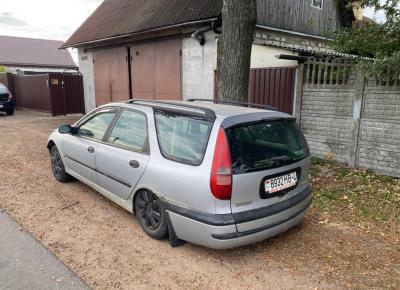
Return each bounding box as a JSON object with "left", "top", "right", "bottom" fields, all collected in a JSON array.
[
  {"left": 348, "top": 72, "right": 366, "bottom": 167},
  {"left": 295, "top": 63, "right": 304, "bottom": 126}
]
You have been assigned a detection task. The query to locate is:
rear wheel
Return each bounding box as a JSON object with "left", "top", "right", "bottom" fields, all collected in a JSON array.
[
  {"left": 50, "top": 146, "right": 72, "bottom": 183},
  {"left": 135, "top": 190, "right": 168, "bottom": 240}
]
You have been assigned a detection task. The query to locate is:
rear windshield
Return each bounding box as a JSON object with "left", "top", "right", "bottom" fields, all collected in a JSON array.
[
  {"left": 226, "top": 120, "right": 309, "bottom": 174},
  {"left": 154, "top": 110, "right": 213, "bottom": 165}
]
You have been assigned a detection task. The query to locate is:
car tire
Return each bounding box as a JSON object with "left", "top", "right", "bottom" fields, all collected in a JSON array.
[
  {"left": 135, "top": 190, "right": 168, "bottom": 240},
  {"left": 50, "top": 146, "right": 73, "bottom": 183},
  {"left": 6, "top": 106, "right": 14, "bottom": 116}
]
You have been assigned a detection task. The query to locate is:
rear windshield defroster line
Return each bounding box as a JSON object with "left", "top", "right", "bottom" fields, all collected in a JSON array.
[{"left": 225, "top": 119, "right": 310, "bottom": 174}]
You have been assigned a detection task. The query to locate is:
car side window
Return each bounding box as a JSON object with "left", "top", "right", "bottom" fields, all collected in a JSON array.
[
  {"left": 108, "top": 110, "right": 149, "bottom": 153},
  {"left": 78, "top": 111, "right": 116, "bottom": 141}
]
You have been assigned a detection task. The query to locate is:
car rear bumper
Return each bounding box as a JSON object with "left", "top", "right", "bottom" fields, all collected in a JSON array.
[{"left": 164, "top": 186, "right": 312, "bottom": 249}]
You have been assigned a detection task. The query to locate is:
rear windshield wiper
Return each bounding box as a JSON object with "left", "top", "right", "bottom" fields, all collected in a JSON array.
[
  {"left": 254, "top": 155, "right": 290, "bottom": 166},
  {"left": 234, "top": 156, "right": 293, "bottom": 174}
]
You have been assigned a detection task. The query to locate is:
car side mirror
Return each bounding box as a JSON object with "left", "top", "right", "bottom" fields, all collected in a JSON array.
[{"left": 58, "top": 125, "right": 76, "bottom": 135}]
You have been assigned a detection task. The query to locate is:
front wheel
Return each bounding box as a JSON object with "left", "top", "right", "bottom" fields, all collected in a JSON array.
[
  {"left": 6, "top": 106, "right": 14, "bottom": 116},
  {"left": 50, "top": 146, "right": 73, "bottom": 183},
  {"left": 135, "top": 190, "right": 168, "bottom": 240}
]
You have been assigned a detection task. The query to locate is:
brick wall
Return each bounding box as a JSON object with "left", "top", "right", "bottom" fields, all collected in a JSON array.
[
  {"left": 357, "top": 88, "right": 400, "bottom": 177},
  {"left": 254, "top": 29, "right": 333, "bottom": 54},
  {"left": 300, "top": 87, "right": 354, "bottom": 163},
  {"left": 299, "top": 62, "right": 400, "bottom": 178}
]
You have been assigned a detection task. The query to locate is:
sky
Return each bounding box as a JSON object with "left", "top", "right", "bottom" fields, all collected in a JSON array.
[
  {"left": 0, "top": 0, "right": 103, "bottom": 64},
  {"left": 0, "top": 0, "right": 390, "bottom": 64},
  {"left": 364, "top": 6, "right": 387, "bottom": 23}
]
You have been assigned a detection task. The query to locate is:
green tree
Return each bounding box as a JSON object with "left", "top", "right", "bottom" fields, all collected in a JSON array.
[{"left": 332, "top": 0, "right": 400, "bottom": 75}]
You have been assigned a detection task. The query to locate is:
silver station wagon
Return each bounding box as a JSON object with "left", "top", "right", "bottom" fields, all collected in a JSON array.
[{"left": 47, "top": 100, "right": 312, "bottom": 249}]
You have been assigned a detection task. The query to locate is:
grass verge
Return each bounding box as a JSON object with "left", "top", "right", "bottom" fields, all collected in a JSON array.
[{"left": 310, "top": 158, "right": 400, "bottom": 226}]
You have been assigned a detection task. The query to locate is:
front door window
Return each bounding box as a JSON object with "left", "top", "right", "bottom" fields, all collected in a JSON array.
[{"left": 78, "top": 110, "right": 116, "bottom": 141}]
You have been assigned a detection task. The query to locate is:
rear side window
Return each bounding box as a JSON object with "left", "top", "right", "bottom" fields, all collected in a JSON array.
[
  {"left": 154, "top": 110, "right": 213, "bottom": 165},
  {"left": 226, "top": 120, "right": 310, "bottom": 174},
  {"left": 108, "top": 110, "right": 149, "bottom": 153}
]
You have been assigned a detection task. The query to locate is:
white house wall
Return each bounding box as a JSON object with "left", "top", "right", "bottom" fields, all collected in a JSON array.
[
  {"left": 182, "top": 31, "right": 218, "bottom": 100},
  {"left": 78, "top": 48, "right": 96, "bottom": 113},
  {"left": 251, "top": 45, "right": 298, "bottom": 68},
  {"left": 182, "top": 33, "right": 298, "bottom": 101}
]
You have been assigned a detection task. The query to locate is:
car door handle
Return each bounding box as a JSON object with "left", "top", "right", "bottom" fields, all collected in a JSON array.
[
  {"left": 87, "top": 146, "right": 95, "bottom": 153},
  {"left": 129, "top": 160, "right": 140, "bottom": 168}
]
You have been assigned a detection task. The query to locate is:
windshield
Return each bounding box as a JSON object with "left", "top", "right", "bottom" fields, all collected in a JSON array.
[
  {"left": 226, "top": 120, "right": 309, "bottom": 174},
  {"left": 0, "top": 83, "right": 8, "bottom": 94}
]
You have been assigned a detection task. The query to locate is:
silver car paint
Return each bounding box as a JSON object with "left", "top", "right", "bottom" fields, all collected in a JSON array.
[
  {"left": 95, "top": 142, "right": 149, "bottom": 200},
  {"left": 61, "top": 134, "right": 97, "bottom": 183},
  {"left": 48, "top": 101, "right": 312, "bottom": 249},
  {"left": 167, "top": 203, "right": 310, "bottom": 250},
  {"left": 230, "top": 157, "right": 310, "bottom": 214},
  {"left": 134, "top": 115, "right": 227, "bottom": 214}
]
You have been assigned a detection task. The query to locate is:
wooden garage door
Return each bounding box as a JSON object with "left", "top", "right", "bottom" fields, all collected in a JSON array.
[
  {"left": 130, "top": 39, "right": 182, "bottom": 100},
  {"left": 130, "top": 43, "right": 155, "bottom": 100},
  {"left": 93, "top": 47, "right": 129, "bottom": 106}
]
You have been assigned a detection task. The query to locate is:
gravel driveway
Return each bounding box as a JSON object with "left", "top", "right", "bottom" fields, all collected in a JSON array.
[{"left": 0, "top": 110, "right": 398, "bottom": 290}]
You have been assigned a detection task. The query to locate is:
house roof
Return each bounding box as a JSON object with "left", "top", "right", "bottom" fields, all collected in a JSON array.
[
  {"left": 64, "top": 0, "right": 222, "bottom": 48},
  {"left": 64, "top": 0, "right": 355, "bottom": 49},
  {"left": 0, "top": 35, "right": 76, "bottom": 68}
]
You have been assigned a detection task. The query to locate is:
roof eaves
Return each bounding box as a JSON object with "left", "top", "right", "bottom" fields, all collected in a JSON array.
[
  {"left": 62, "top": 17, "right": 218, "bottom": 48},
  {"left": 0, "top": 62, "right": 77, "bottom": 69}
]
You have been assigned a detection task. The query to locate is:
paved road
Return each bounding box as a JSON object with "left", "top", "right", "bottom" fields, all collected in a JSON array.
[{"left": 0, "top": 210, "right": 90, "bottom": 290}]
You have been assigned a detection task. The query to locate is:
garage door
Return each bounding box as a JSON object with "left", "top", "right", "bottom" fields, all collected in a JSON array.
[
  {"left": 130, "top": 39, "right": 182, "bottom": 100},
  {"left": 93, "top": 47, "right": 130, "bottom": 106}
]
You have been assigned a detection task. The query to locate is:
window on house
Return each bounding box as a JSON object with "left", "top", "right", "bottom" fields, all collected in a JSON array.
[{"left": 311, "top": 0, "right": 323, "bottom": 9}]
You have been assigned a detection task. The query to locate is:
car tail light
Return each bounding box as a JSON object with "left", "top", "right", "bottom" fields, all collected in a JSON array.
[{"left": 210, "top": 127, "right": 232, "bottom": 200}]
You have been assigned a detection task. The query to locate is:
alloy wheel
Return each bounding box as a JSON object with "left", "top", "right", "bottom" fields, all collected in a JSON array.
[{"left": 136, "top": 190, "right": 162, "bottom": 230}]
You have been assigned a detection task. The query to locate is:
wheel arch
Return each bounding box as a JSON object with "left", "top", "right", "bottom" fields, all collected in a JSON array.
[
  {"left": 131, "top": 187, "right": 163, "bottom": 215},
  {"left": 47, "top": 140, "right": 56, "bottom": 151}
]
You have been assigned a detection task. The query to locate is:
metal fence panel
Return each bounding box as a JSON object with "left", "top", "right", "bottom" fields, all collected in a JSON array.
[{"left": 249, "top": 67, "right": 296, "bottom": 114}]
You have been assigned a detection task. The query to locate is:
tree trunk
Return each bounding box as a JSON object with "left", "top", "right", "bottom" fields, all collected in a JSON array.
[{"left": 217, "top": 0, "right": 257, "bottom": 102}]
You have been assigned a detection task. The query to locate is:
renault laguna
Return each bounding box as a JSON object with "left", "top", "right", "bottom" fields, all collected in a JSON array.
[{"left": 47, "top": 100, "right": 312, "bottom": 249}]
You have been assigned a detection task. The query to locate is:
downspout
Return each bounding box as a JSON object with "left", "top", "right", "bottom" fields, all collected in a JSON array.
[{"left": 191, "top": 20, "right": 221, "bottom": 46}]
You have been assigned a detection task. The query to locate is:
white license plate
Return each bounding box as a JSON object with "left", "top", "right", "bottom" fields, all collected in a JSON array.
[
  {"left": 265, "top": 172, "right": 297, "bottom": 193},
  {"left": 0, "top": 105, "right": 3, "bottom": 109}
]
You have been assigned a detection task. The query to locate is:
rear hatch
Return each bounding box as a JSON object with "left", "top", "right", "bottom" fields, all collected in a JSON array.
[{"left": 224, "top": 117, "right": 311, "bottom": 231}]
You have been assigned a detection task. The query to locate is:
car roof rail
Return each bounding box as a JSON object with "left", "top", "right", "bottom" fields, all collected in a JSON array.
[
  {"left": 126, "top": 99, "right": 216, "bottom": 121},
  {"left": 187, "top": 99, "right": 278, "bottom": 111}
]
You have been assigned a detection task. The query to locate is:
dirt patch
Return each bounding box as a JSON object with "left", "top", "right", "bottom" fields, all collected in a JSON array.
[{"left": 0, "top": 110, "right": 399, "bottom": 289}]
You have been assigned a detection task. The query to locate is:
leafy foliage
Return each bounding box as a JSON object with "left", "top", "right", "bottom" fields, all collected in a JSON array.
[
  {"left": 331, "top": 0, "right": 400, "bottom": 74},
  {"left": 310, "top": 158, "right": 400, "bottom": 225}
]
